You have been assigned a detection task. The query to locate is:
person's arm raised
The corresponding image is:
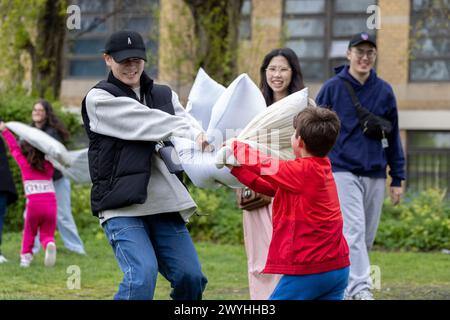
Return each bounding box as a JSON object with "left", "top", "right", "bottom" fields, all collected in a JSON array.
[{"left": 85, "top": 89, "right": 208, "bottom": 149}]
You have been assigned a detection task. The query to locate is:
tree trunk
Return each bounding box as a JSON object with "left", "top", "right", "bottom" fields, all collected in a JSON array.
[
  {"left": 31, "top": 0, "right": 67, "bottom": 99},
  {"left": 183, "top": 0, "right": 244, "bottom": 85}
]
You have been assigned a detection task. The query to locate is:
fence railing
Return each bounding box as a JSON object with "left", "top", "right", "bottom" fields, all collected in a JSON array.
[{"left": 407, "top": 148, "right": 450, "bottom": 197}]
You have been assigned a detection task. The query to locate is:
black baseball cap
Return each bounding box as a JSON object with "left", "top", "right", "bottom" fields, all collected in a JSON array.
[
  {"left": 348, "top": 32, "right": 377, "bottom": 49},
  {"left": 103, "top": 30, "right": 147, "bottom": 63}
]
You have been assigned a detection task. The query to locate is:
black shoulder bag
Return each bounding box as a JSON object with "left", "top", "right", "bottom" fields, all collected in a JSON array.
[{"left": 341, "top": 79, "right": 392, "bottom": 148}]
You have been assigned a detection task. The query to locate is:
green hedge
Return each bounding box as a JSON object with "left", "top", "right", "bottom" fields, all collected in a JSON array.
[
  {"left": 375, "top": 189, "right": 450, "bottom": 251},
  {"left": 2, "top": 92, "right": 448, "bottom": 251},
  {"left": 187, "top": 186, "right": 243, "bottom": 244}
]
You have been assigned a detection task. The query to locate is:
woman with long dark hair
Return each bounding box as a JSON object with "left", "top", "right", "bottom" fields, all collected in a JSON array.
[
  {"left": 31, "top": 100, "right": 85, "bottom": 255},
  {"left": 242, "top": 48, "right": 306, "bottom": 299},
  {"left": 259, "top": 48, "right": 305, "bottom": 105}
]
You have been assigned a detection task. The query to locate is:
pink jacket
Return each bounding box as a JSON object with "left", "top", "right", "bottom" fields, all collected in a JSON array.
[{"left": 2, "top": 128, "right": 55, "bottom": 198}]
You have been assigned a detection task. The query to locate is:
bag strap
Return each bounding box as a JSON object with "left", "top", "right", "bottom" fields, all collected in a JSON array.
[{"left": 340, "top": 79, "right": 363, "bottom": 110}]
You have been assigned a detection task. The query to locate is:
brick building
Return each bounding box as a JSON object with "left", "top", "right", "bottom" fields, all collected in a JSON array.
[{"left": 62, "top": 0, "right": 450, "bottom": 195}]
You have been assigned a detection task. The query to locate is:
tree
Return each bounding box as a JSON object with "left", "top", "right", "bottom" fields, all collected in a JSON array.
[
  {"left": 0, "top": 0, "right": 67, "bottom": 99},
  {"left": 182, "top": 0, "right": 244, "bottom": 85},
  {"left": 31, "top": 0, "right": 67, "bottom": 99}
]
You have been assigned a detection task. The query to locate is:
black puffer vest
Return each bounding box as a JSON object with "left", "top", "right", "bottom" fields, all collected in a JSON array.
[{"left": 81, "top": 71, "right": 175, "bottom": 216}]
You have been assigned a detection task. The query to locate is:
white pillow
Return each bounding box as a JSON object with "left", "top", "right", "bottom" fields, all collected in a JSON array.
[
  {"left": 206, "top": 73, "right": 266, "bottom": 148},
  {"left": 216, "top": 88, "right": 311, "bottom": 168},
  {"left": 5, "top": 121, "right": 72, "bottom": 167},
  {"left": 170, "top": 136, "right": 243, "bottom": 189},
  {"left": 186, "top": 68, "right": 225, "bottom": 131},
  {"left": 51, "top": 148, "right": 91, "bottom": 184}
]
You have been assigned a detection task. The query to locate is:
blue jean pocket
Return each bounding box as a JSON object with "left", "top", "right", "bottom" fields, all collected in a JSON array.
[
  {"left": 157, "top": 212, "right": 188, "bottom": 234},
  {"left": 102, "top": 217, "right": 145, "bottom": 245}
]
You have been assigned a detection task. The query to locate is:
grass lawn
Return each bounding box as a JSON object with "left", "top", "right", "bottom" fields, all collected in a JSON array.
[{"left": 0, "top": 231, "right": 448, "bottom": 300}]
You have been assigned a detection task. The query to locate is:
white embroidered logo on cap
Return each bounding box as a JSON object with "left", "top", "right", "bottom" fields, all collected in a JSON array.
[{"left": 128, "top": 37, "right": 132, "bottom": 45}]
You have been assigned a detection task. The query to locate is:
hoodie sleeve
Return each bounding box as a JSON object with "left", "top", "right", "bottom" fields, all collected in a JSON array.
[
  {"left": 316, "top": 81, "right": 333, "bottom": 108},
  {"left": 385, "top": 87, "right": 406, "bottom": 186},
  {"left": 85, "top": 88, "right": 202, "bottom": 142}
]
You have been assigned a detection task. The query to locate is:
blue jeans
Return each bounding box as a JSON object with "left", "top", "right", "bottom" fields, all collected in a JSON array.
[
  {"left": 269, "top": 267, "right": 350, "bottom": 300},
  {"left": 102, "top": 212, "right": 207, "bottom": 300},
  {"left": 0, "top": 193, "right": 7, "bottom": 252},
  {"left": 33, "top": 177, "right": 85, "bottom": 254}
]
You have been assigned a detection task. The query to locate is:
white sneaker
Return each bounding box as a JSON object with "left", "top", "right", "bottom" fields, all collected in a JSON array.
[
  {"left": 44, "top": 242, "right": 56, "bottom": 267},
  {"left": 20, "top": 253, "right": 33, "bottom": 267},
  {"left": 351, "top": 290, "right": 375, "bottom": 300},
  {"left": 0, "top": 254, "right": 8, "bottom": 264}
]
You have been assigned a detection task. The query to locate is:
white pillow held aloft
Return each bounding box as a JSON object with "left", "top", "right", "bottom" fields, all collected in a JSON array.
[
  {"left": 206, "top": 73, "right": 266, "bottom": 148},
  {"left": 5, "top": 121, "right": 72, "bottom": 167},
  {"left": 185, "top": 68, "right": 225, "bottom": 131},
  {"left": 216, "top": 88, "right": 312, "bottom": 168}
]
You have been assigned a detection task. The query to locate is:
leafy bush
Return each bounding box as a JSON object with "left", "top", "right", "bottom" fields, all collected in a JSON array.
[
  {"left": 375, "top": 189, "right": 450, "bottom": 251},
  {"left": 70, "top": 184, "right": 102, "bottom": 237},
  {"left": 0, "top": 90, "right": 82, "bottom": 231},
  {"left": 69, "top": 183, "right": 244, "bottom": 242},
  {"left": 187, "top": 186, "right": 243, "bottom": 244}
]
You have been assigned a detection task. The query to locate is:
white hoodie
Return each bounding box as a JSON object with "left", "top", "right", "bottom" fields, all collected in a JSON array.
[{"left": 85, "top": 87, "right": 203, "bottom": 223}]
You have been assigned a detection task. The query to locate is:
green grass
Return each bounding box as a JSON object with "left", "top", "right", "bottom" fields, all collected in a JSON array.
[
  {"left": 370, "top": 250, "right": 450, "bottom": 299},
  {"left": 0, "top": 232, "right": 448, "bottom": 300}
]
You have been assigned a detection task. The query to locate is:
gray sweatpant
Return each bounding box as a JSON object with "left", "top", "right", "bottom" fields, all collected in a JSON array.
[{"left": 333, "top": 172, "right": 386, "bottom": 297}]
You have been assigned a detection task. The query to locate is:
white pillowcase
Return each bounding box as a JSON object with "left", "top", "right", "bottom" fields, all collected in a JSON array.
[
  {"left": 175, "top": 69, "right": 312, "bottom": 189},
  {"left": 206, "top": 73, "right": 266, "bottom": 148},
  {"left": 170, "top": 136, "right": 243, "bottom": 189},
  {"left": 5, "top": 121, "right": 72, "bottom": 167},
  {"left": 172, "top": 71, "right": 268, "bottom": 188},
  {"left": 216, "top": 88, "right": 312, "bottom": 168},
  {"left": 51, "top": 148, "right": 91, "bottom": 184},
  {"left": 185, "top": 68, "right": 225, "bottom": 131}
]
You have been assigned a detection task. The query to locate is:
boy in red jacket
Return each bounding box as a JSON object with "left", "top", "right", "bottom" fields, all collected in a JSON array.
[{"left": 227, "top": 106, "right": 350, "bottom": 300}]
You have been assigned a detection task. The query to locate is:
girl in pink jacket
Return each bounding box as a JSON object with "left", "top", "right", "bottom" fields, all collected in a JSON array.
[{"left": 0, "top": 122, "right": 57, "bottom": 267}]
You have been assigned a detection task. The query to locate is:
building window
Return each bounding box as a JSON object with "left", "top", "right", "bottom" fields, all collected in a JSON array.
[
  {"left": 409, "top": 0, "right": 450, "bottom": 82},
  {"left": 239, "top": 0, "right": 252, "bottom": 40},
  {"left": 65, "top": 0, "right": 159, "bottom": 79},
  {"left": 407, "top": 131, "right": 450, "bottom": 196},
  {"left": 283, "top": 0, "right": 377, "bottom": 82}
]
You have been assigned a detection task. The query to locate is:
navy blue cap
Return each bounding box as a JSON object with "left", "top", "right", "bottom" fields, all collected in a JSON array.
[
  {"left": 348, "top": 32, "right": 377, "bottom": 49},
  {"left": 104, "top": 30, "right": 147, "bottom": 62}
]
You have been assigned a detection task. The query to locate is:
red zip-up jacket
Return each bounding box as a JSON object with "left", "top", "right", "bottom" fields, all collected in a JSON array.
[{"left": 230, "top": 141, "right": 350, "bottom": 275}]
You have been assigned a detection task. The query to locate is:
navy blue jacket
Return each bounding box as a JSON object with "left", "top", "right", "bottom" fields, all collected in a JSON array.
[{"left": 316, "top": 65, "right": 405, "bottom": 186}]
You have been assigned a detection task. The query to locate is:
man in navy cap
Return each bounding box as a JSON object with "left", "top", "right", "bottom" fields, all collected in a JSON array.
[
  {"left": 81, "top": 30, "right": 209, "bottom": 300},
  {"left": 316, "top": 32, "right": 405, "bottom": 300}
]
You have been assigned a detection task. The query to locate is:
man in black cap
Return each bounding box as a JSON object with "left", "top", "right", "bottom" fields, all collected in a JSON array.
[
  {"left": 81, "top": 30, "right": 209, "bottom": 300},
  {"left": 316, "top": 32, "right": 405, "bottom": 300}
]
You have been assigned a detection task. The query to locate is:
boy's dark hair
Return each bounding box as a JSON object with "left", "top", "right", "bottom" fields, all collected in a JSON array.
[{"left": 293, "top": 106, "right": 341, "bottom": 157}]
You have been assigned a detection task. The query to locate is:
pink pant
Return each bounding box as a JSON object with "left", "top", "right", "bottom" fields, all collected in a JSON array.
[
  {"left": 21, "top": 194, "right": 57, "bottom": 254},
  {"left": 243, "top": 202, "right": 282, "bottom": 300}
]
